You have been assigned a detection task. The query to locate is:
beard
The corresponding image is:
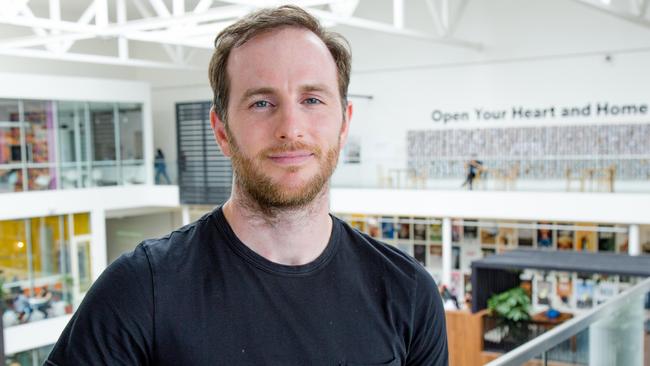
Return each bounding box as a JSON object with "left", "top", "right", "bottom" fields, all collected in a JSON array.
[{"left": 227, "top": 130, "right": 340, "bottom": 213}]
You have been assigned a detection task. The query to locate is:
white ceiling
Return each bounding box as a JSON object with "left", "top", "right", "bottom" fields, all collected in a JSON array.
[{"left": 0, "top": 0, "right": 648, "bottom": 69}]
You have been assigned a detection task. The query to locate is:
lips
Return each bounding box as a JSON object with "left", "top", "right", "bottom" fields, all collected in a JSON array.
[{"left": 267, "top": 151, "right": 314, "bottom": 165}]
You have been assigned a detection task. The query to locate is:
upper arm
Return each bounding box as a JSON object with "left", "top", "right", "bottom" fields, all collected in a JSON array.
[
  {"left": 47, "top": 244, "right": 155, "bottom": 365},
  {"left": 405, "top": 271, "right": 448, "bottom": 366}
]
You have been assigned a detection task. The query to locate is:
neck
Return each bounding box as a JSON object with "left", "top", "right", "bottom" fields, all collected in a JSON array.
[{"left": 222, "top": 182, "right": 333, "bottom": 266}]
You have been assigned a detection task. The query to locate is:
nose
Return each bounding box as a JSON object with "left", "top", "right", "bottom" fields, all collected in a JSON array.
[{"left": 274, "top": 103, "right": 304, "bottom": 141}]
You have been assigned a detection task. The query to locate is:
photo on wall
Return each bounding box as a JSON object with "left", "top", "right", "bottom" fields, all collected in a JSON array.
[
  {"left": 398, "top": 217, "right": 411, "bottom": 240},
  {"left": 557, "top": 229, "right": 574, "bottom": 251},
  {"left": 534, "top": 276, "right": 554, "bottom": 307},
  {"left": 555, "top": 272, "right": 573, "bottom": 308},
  {"left": 536, "top": 222, "right": 554, "bottom": 249},
  {"left": 428, "top": 245, "right": 443, "bottom": 270},
  {"left": 463, "top": 222, "right": 478, "bottom": 243},
  {"left": 496, "top": 226, "right": 517, "bottom": 248},
  {"left": 349, "top": 214, "right": 366, "bottom": 232},
  {"left": 381, "top": 217, "right": 395, "bottom": 240},
  {"left": 574, "top": 276, "right": 595, "bottom": 309},
  {"left": 597, "top": 227, "right": 616, "bottom": 252},
  {"left": 367, "top": 216, "right": 380, "bottom": 238},
  {"left": 452, "top": 246, "right": 461, "bottom": 270},
  {"left": 518, "top": 227, "right": 535, "bottom": 247},
  {"left": 575, "top": 224, "right": 597, "bottom": 252},
  {"left": 452, "top": 221, "right": 463, "bottom": 243},
  {"left": 413, "top": 244, "right": 426, "bottom": 266},
  {"left": 413, "top": 221, "right": 427, "bottom": 241},
  {"left": 480, "top": 224, "right": 498, "bottom": 245},
  {"left": 429, "top": 223, "right": 443, "bottom": 242}
]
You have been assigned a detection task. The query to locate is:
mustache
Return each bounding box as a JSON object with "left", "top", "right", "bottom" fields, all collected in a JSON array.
[{"left": 261, "top": 141, "right": 322, "bottom": 157}]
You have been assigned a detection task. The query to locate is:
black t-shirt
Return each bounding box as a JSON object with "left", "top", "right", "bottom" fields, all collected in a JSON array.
[{"left": 47, "top": 208, "right": 447, "bottom": 365}]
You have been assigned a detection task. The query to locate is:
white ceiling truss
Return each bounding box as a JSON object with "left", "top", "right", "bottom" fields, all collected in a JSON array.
[
  {"left": 0, "top": 0, "right": 481, "bottom": 69},
  {"left": 571, "top": 0, "right": 650, "bottom": 30},
  {"left": 0, "top": 0, "right": 648, "bottom": 69}
]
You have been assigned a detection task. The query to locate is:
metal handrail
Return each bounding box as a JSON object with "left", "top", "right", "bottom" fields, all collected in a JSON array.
[{"left": 485, "top": 276, "right": 650, "bottom": 366}]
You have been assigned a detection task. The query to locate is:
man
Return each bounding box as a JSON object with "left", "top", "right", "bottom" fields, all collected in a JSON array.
[
  {"left": 46, "top": 5, "right": 447, "bottom": 365},
  {"left": 461, "top": 156, "right": 483, "bottom": 190}
]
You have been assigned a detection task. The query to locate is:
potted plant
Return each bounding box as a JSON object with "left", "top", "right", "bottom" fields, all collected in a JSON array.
[{"left": 486, "top": 287, "right": 532, "bottom": 351}]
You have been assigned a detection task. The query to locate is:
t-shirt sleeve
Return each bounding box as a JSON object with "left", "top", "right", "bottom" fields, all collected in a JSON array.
[
  {"left": 46, "top": 243, "right": 154, "bottom": 365},
  {"left": 405, "top": 269, "right": 449, "bottom": 366}
]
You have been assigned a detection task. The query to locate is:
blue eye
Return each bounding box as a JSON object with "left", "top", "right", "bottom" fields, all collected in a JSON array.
[
  {"left": 304, "top": 98, "right": 322, "bottom": 105},
  {"left": 252, "top": 100, "right": 269, "bottom": 108}
]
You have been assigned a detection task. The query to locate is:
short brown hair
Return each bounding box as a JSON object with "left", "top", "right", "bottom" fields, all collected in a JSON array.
[{"left": 208, "top": 5, "right": 351, "bottom": 123}]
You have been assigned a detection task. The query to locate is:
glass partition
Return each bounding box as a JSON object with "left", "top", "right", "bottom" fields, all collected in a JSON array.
[
  {"left": 0, "top": 101, "right": 23, "bottom": 192},
  {"left": 0, "top": 98, "right": 145, "bottom": 192},
  {"left": 23, "top": 100, "right": 56, "bottom": 191},
  {"left": 0, "top": 215, "right": 82, "bottom": 329},
  {"left": 89, "top": 102, "right": 118, "bottom": 186},
  {"left": 118, "top": 103, "right": 145, "bottom": 185},
  {"left": 484, "top": 277, "right": 650, "bottom": 366}
]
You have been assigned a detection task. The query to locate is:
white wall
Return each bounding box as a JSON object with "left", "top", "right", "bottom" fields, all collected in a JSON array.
[
  {"left": 330, "top": 188, "right": 650, "bottom": 225},
  {"left": 106, "top": 210, "right": 182, "bottom": 264},
  {"left": 4, "top": 315, "right": 72, "bottom": 355},
  {"left": 0, "top": 72, "right": 151, "bottom": 104},
  {"left": 0, "top": 185, "right": 179, "bottom": 221},
  {"left": 335, "top": 49, "right": 650, "bottom": 188}
]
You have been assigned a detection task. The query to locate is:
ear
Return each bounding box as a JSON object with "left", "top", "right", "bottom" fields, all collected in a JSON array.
[
  {"left": 210, "top": 107, "right": 232, "bottom": 157},
  {"left": 338, "top": 101, "right": 353, "bottom": 148}
]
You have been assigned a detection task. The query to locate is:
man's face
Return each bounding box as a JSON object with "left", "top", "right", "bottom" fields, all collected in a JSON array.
[{"left": 212, "top": 26, "right": 352, "bottom": 210}]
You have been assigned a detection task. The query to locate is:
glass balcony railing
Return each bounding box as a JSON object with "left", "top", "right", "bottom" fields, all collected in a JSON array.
[
  {"left": 485, "top": 276, "right": 650, "bottom": 366},
  {"left": 330, "top": 156, "right": 650, "bottom": 193}
]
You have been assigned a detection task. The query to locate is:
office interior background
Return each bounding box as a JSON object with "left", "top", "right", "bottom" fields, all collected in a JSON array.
[{"left": 1, "top": 0, "right": 649, "bottom": 365}]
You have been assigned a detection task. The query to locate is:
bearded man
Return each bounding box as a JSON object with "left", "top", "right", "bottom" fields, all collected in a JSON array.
[{"left": 47, "top": 5, "right": 447, "bottom": 366}]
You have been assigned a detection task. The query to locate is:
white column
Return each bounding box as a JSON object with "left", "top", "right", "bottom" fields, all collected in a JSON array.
[
  {"left": 442, "top": 217, "right": 452, "bottom": 286},
  {"left": 628, "top": 224, "right": 640, "bottom": 256},
  {"left": 181, "top": 205, "right": 191, "bottom": 226},
  {"left": 116, "top": 0, "right": 129, "bottom": 60},
  {"left": 90, "top": 209, "right": 108, "bottom": 281},
  {"left": 143, "top": 99, "right": 154, "bottom": 185}
]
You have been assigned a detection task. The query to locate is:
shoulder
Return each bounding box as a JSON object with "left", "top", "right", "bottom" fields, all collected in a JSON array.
[
  {"left": 140, "top": 210, "right": 218, "bottom": 269},
  {"left": 335, "top": 216, "right": 437, "bottom": 291}
]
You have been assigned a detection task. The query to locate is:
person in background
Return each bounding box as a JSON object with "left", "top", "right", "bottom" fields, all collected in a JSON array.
[
  {"left": 439, "top": 284, "right": 460, "bottom": 310},
  {"left": 461, "top": 156, "right": 484, "bottom": 190},
  {"left": 35, "top": 285, "right": 52, "bottom": 318},
  {"left": 11, "top": 286, "right": 31, "bottom": 323},
  {"left": 154, "top": 148, "right": 172, "bottom": 184}
]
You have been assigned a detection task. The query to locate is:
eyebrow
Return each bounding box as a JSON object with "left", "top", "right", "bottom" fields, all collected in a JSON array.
[
  {"left": 239, "top": 84, "right": 336, "bottom": 103},
  {"left": 241, "top": 87, "right": 276, "bottom": 102},
  {"left": 299, "top": 83, "right": 335, "bottom": 97}
]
